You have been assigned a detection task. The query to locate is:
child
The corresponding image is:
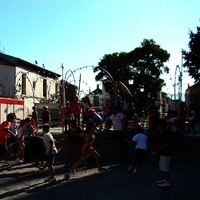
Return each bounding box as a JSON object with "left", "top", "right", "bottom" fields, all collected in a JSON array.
[
  {"left": 0, "top": 113, "right": 16, "bottom": 160},
  {"left": 63, "top": 120, "right": 84, "bottom": 168},
  {"left": 157, "top": 118, "right": 173, "bottom": 187},
  {"left": 31, "top": 106, "right": 38, "bottom": 129},
  {"left": 125, "top": 125, "right": 148, "bottom": 174},
  {"left": 43, "top": 124, "right": 58, "bottom": 185},
  {"left": 70, "top": 122, "right": 105, "bottom": 173},
  {"left": 15, "top": 120, "right": 25, "bottom": 164},
  {"left": 23, "top": 118, "right": 35, "bottom": 140}
]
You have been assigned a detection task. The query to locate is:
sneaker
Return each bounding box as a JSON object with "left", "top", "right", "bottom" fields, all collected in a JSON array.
[
  {"left": 15, "top": 158, "right": 20, "bottom": 164},
  {"left": 48, "top": 177, "right": 56, "bottom": 185},
  {"left": 157, "top": 179, "right": 166, "bottom": 184},
  {"left": 128, "top": 166, "right": 133, "bottom": 171},
  {"left": 98, "top": 167, "right": 106, "bottom": 171},
  {"left": 45, "top": 176, "right": 51, "bottom": 182},
  {"left": 15, "top": 158, "right": 23, "bottom": 164},
  {"left": 70, "top": 167, "right": 76, "bottom": 174},
  {"left": 158, "top": 181, "right": 170, "bottom": 187},
  {"left": 132, "top": 169, "right": 137, "bottom": 174}
]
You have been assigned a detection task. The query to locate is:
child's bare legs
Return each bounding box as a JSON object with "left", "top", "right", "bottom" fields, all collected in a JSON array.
[
  {"left": 72, "top": 159, "right": 83, "bottom": 169},
  {"left": 47, "top": 163, "right": 54, "bottom": 178},
  {"left": 161, "top": 171, "right": 169, "bottom": 182},
  {"left": 93, "top": 150, "right": 100, "bottom": 169},
  {"left": 71, "top": 150, "right": 101, "bottom": 170}
]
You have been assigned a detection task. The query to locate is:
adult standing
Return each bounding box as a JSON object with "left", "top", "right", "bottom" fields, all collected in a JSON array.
[
  {"left": 81, "top": 96, "right": 92, "bottom": 129},
  {"left": 146, "top": 98, "right": 159, "bottom": 136},
  {"left": 110, "top": 106, "right": 127, "bottom": 154},
  {"left": 31, "top": 106, "right": 38, "bottom": 129},
  {"left": 71, "top": 96, "right": 82, "bottom": 126},
  {"left": 42, "top": 106, "right": 50, "bottom": 125},
  {"left": 63, "top": 101, "right": 72, "bottom": 133},
  {"left": 122, "top": 94, "right": 134, "bottom": 117},
  {"left": 177, "top": 102, "right": 186, "bottom": 134},
  {"left": 187, "top": 104, "right": 196, "bottom": 135}
]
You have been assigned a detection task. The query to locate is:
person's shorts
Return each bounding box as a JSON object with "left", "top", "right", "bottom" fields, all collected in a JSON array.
[
  {"left": 0, "top": 145, "right": 9, "bottom": 155},
  {"left": 159, "top": 155, "right": 171, "bottom": 172},
  {"left": 46, "top": 154, "right": 56, "bottom": 165}
]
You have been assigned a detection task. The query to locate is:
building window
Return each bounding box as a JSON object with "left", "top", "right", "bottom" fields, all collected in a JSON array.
[
  {"left": 22, "top": 74, "right": 26, "bottom": 95},
  {"left": 93, "top": 95, "right": 99, "bottom": 107},
  {"left": 43, "top": 79, "right": 47, "bottom": 97},
  {"left": 55, "top": 83, "right": 59, "bottom": 94}
]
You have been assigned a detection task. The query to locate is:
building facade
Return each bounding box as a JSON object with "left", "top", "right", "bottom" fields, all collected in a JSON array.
[{"left": 0, "top": 53, "right": 61, "bottom": 121}]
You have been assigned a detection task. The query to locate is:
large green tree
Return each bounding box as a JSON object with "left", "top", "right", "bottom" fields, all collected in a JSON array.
[
  {"left": 93, "top": 39, "right": 170, "bottom": 108},
  {"left": 182, "top": 24, "right": 200, "bottom": 83}
]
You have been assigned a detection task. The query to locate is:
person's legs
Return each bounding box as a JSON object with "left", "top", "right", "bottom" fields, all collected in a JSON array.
[
  {"left": 74, "top": 114, "right": 80, "bottom": 126},
  {"left": 46, "top": 154, "right": 56, "bottom": 180},
  {"left": 0, "top": 145, "right": 9, "bottom": 160},
  {"left": 187, "top": 121, "right": 192, "bottom": 134},
  {"left": 127, "top": 128, "right": 134, "bottom": 155},
  {"left": 71, "top": 157, "right": 84, "bottom": 170},
  {"left": 92, "top": 150, "right": 100, "bottom": 169},
  {"left": 191, "top": 120, "right": 196, "bottom": 135},
  {"left": 158, "top": 156, "right": 171, "bottom": 186},
  {"left": 47, "top": 163, "right": 54, "bottom": 179}
]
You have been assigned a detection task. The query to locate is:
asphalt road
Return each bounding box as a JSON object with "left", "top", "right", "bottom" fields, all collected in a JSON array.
[{"left": 0, "top": 153, "right": 200, "bottom": 200}]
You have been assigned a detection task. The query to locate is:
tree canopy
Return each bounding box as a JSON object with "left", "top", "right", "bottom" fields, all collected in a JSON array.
[
  {"left": 93, "top": 39, "right": 170, "bottom": 107},
  {"left": 182, "top": 24, "right": 200, "bottom": 83}
]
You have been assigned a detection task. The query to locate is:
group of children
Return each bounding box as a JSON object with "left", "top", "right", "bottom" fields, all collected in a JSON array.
[
  {"left": 0, "top": 106, "right": 175, "bottom": 187},
  {"left": 125, "top": 117, "right": 174, "bottom": 188}
]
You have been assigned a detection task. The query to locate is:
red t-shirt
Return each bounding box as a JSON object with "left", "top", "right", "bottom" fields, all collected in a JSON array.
[
  {"left": 71, "top": 101, "right": 81, "bottom": 114},
  {"left": 0, "top": 121, "right": 11, "bottom": 145},
  {"left": 63, "top": 106, "right": 71, "bottom": 119}
]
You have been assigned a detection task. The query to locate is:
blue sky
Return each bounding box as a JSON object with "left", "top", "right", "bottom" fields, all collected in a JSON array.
[{"left": 0, "top": 0, "right": 199, "bottom": 97}]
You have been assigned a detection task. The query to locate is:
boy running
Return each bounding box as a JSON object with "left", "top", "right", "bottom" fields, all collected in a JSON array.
[{"left": 70, "top": 122, "right": 105, "bottom": 173}]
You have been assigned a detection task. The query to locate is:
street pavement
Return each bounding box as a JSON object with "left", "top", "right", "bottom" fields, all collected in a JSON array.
[
  {"left": 0, "top": 150, "right": 200, "bottom": 200},
  {"left": 1, "top": 124, "right": 200, "bottom": 200}
]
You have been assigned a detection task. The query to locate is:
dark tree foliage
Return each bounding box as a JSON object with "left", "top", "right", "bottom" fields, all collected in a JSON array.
[
  {"left": 93, "top": 39, "right": 170, "bottom": 104},
  {"left": 182, "top": 24, "right": 200, "bottom": 83}
]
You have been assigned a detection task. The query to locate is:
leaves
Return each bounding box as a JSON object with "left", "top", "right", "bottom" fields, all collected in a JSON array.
[
  {"left": 93, "top": 39, "right": 170, "bottom": 107},
  {"left": 182, "top": 24, "right": 200, "bottom": 83}
]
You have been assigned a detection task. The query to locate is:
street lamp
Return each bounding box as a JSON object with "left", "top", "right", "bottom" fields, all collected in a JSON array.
[
  {"left": 140, "top": 85, "right": 144, "bottom": 93},
  {"left": 128, "top": 78, "right": 134, "bottom": 85}
]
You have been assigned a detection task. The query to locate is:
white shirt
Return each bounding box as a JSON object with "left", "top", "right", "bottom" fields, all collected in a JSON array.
[
  {"left": 169, "top": 117, "right": 178, "bottom": 132},
  {"left": 110, "top": 112, "right": 125, "bottom": 131},
  {"left": 43, "top": 132, "right": 58, "bottom": 154},
  {"left": 132, "top": 133, "right": 148, "bottom": 151}
]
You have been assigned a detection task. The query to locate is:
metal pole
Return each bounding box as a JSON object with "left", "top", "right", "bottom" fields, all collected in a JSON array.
[
  {"left": 61, "top": 64, "right": 65, "bottom": 107},
  {"left": 114, "top": 81, "right": 117, "bottom": 106}
]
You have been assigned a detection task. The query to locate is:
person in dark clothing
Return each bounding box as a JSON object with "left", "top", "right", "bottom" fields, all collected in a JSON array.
[
  {"left": 42, "top": 106, "right": 50, "bottom": 125},
  {"left": 63, "top": 120, "right": 84, "bottom": 168},
  {"left": 156, "top": 118, "right": 173, "bottom": 187}
]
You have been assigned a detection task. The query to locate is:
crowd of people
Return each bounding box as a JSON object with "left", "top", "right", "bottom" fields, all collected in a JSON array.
[{"left": 0, "top": 94, "right": 198, "bottom": 187}]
